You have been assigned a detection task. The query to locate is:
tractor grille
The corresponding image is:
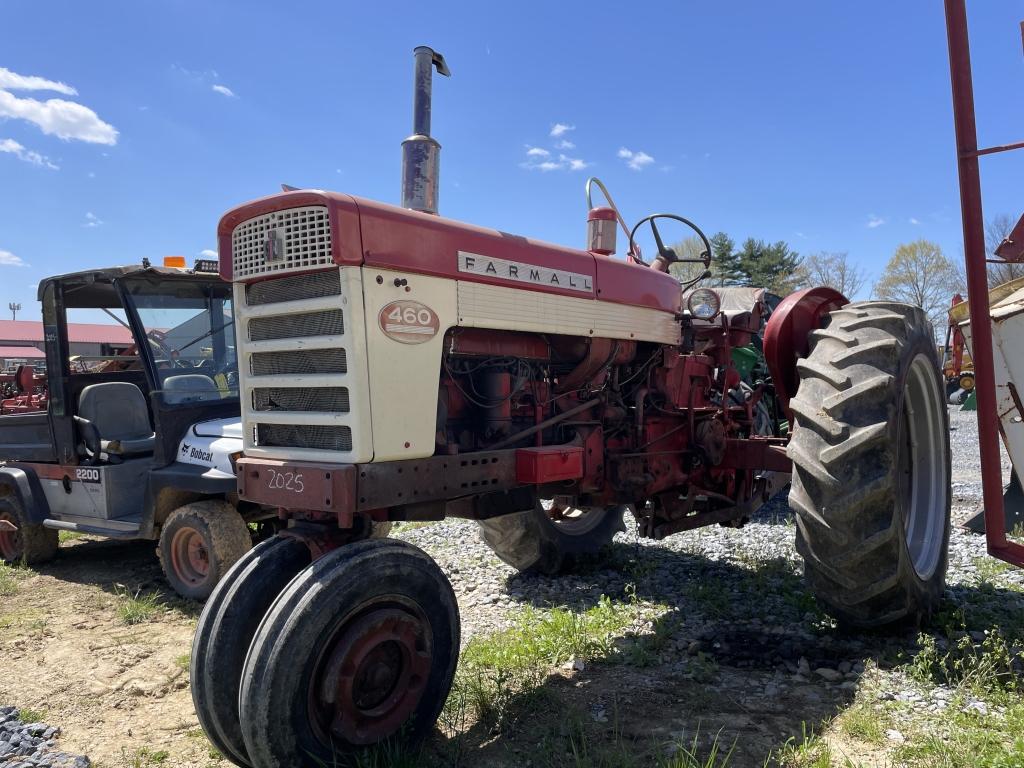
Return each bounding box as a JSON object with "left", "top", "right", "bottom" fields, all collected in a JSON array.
[
  {"left": 253, "top": 387, "right": 350, "bottom": 413},
  {"left": 256, "top": 424, "right": 353, "bottom": 452},
  {"left": 245, "top": 270, "right": 341, "bottom": 306},
  {"left": 232, "top": 206, "right": 333, "bottom": 278},
  {"left": 250, "top": 349, "right": 347, "bottom": 376},
  {"left": 249, "top": 309, "right": 344, "bottom": 341},
  {"left": 236, "top": 260, "right": 367, "bottom": 462}
]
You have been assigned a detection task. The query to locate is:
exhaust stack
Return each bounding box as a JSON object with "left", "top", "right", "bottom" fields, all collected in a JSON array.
[{"left": 401, "top": 46, "right": 450, "bottom": 215}]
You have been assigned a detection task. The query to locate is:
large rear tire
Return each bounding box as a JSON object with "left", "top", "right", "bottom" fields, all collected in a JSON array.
[
  {"left": 788, "top": 302, "right": 951, "bottom": 629},
  {"left": 478, "top": 499, "right": 627, "bottom": 575},
  {"left": 191, "top": 536, "right": 311, "bottom": 767},
  {"left": 238, "top": 539, "right": 460, "bottom": 767}
]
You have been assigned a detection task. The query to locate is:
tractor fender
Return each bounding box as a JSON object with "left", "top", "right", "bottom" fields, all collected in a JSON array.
[
  {"left": 0, "top": 465, "right": 51, "bottom": 524},
  {"left": 763, "top": 286, "right": 848, "bottom": 410}
]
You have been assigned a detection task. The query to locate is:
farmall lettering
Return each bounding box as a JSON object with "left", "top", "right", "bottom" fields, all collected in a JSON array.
[
  {"left": 379, "top": 300, "right": 441, "bottom": 344},
  {"left": 457, "top": 251, "right": 593, "bottom": 293}
]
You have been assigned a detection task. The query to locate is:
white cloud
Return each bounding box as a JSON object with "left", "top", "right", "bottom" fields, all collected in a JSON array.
[
  {"left": 521, "top": 150, "right": 590, "bottom": 173},
  {"left": 83, "top": 212, "right": 102, "bottom": 228},
  {"left": 212, "top": 84, "right": 237, "bottom": 98},
  {"left": 199, "top": 249, "right": 217, "bottom": 258},
  {"left": 559, "top": 153, "right": 588, "bottom": 171},
  {"left": 0, "top": 250, "right": 27, "bottom": 267},
  {"left": 909, "top": 217, "right": 921, "bottom": 225},
  {"left": 550, "top": 123, "right": 575, "bottom": 137},
  {"left": 555, "top": 139, "right": 575, "bottom": 150},
  {"left": 618, "top": 147, "right": 655, "bottom": 171},
  {"left": 0, "top": 138, "right": 58, "bottom": 169},
  {"left": 866, "top": 214, "right": 886, "bottom": 229},
  {"left": 0, "top": 89, "right": 117, "bottom": 145},
  {"left": 0, "top": 68, "right": 76, "bottom": 96}
]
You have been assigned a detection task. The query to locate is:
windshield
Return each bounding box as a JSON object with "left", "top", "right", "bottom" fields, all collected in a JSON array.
[{"left": 122, "top": 277, "right": 238, "bottom": 403}]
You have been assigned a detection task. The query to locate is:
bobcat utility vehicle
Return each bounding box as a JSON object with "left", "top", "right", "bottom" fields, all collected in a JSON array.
[{"left": 0, "top": 260, "right": 269, "bottom": 599}]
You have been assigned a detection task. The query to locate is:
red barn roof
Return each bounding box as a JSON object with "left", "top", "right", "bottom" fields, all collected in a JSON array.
[
  {"left": 0, "top": 320, "right": 133, "bottom": 345},
  {"left": 0, "top": 346, "right": 44, "bottom": 358}
]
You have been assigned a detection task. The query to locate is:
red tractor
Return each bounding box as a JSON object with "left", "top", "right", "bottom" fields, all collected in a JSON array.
[{"left": 190, "top": 47, "right": 951, "bottom": 766}]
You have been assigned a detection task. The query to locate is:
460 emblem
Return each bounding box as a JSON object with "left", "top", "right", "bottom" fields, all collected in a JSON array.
[{"left": 378, "top": 300, "right": 440, "bottom": 345}]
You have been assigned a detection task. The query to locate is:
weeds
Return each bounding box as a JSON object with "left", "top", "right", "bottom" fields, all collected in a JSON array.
[
  {"left": 174, "top": 652, "right": 191, "bottom": 673},
  {"left": 120, "top": 747, "right": 170, "bottom": 767},
  {"left": 446, "top": 594, "right": 640, "bottom": 733},
  {"left": 16, "top": 707, "right": 46, "bottom": 723},
  {"left": 774, "top": 723, "right": 833, "bottom": 768},
  {"left": 115, "top": 586, "right": 164, "bottom": 625},
  {"left": 659, "top": 726, "right": 736, "bottom": 768},
  {"left": 0, "top": 561, "right": 23, "bottom": 596},
  {"left": 909, "top": 628, "right": 1019, "bottom": 694}
]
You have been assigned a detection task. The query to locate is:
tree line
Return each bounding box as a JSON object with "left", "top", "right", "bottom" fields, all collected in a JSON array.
[{"left": 669, "top": 213, "right": 1020, "bottom": 332}]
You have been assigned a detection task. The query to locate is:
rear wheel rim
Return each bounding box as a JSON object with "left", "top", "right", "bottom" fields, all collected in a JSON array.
[
  {"left": 170, "top": 527, "right": 211, "bottom": 586},
  {"left": 310, "top": 605, "right": 431, "bottom": 746},
  {"left": 545, "top": 497, "right": 608, "bottom": 536},
  {"left": 0, "top": 511, "right": 20, "bottom": 561},
  {"left": 901, "top": 355, "right": 947, "bottom": 580}
]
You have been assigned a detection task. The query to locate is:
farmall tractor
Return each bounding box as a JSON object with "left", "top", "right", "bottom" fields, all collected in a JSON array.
[{"left": 189, "top": 46, "right": 954, "bottom": 767}]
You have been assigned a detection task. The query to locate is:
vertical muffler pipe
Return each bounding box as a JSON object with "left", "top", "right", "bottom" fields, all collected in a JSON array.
[{"left": 401, "top": 46, "right": 450, "bottom": 215}]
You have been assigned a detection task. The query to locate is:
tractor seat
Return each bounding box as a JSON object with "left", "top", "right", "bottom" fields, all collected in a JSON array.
[
  {"left": 77, "top": 382, "right": 155, "bottom": 457},
  {"left": 162, "top": 374, "right": 220, "bottom": 405}
]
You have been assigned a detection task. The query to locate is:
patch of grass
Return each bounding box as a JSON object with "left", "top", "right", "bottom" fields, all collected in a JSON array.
[
  {"left": 58, "top": 529, "right": 84, "bottom": 543},
  {"left": 16, "top": 707, "right": 46, "bottom": 724},
  {"left": 120, "top": 747, "right": 170, "bottom": 767},
  {"left": 185, "top": 728, "right": 222, "bottom": 761},
  {"left": 446, "top": 594, "right": 640, "bottom": 733},
  {"left": 0, "top": 608, "right": 45, "bottom": 631},
  {"left": 890, "top": 694, "right": 1024, "bottom": 768},
  {"left": 774, "top": 723, "right": 834, "bottom": 768},
  {"left": 174, "top": 652, "right": 191, "bottom": 673},
  {"left": 115, "top": 586, "right": 164, "bottom": 625},
  {"left": 975, "top": 555, "right": 1015, "bottom": 580},
  {"left": 390, "top": 521, "right": 435, "bottom": 533},
  {"left": 659, "top": 727, "right": 736, "bottom": 768},
  {"left": 908, "top": 628, "right": 1019, "bottom": 695},
  {"left": 682, "top": 580, "right": 732, "bottom": 620},
  {"left": 836, "top": 699, "right": 886, "bottom": 745},
  {"left": 0, "top": 561, "right": 23, "bottom": 596}
]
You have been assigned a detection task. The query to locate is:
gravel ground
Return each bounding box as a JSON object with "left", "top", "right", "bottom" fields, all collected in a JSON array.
[
  {"left": 0, "top": 708, "right": 89, "bottom": 768},
  {"left": 2, "top": 406, "right": 1019, "bottom": 766}
]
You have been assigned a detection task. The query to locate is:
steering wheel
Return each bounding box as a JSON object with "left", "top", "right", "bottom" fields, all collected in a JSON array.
[{"left": 628, "top": 214, "right": 713, "bottom": 270}]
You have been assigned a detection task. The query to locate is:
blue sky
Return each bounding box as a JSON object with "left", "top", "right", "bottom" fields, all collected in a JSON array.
[{"left": 1, "top": 1, "right": 1023, "bottom": 319}]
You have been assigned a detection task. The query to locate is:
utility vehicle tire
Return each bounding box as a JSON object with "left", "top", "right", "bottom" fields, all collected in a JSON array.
[
  {"left": 158, "top": 501, "right": 252, "bottom": 601},
  {"left": 191, "top": 535, "right": 311, "bottom": 767},
  {"left": 239, "top": 539, "right": 460, "bottom": 767},
  {"left": 477, "top": 500, "right": 627, "bottom": 575},
  {"left": 0, "top": 496, "right": 57, "bottom": 565},
  {"left": 788, "top": 302, "right": 951, "bottom": 630}
]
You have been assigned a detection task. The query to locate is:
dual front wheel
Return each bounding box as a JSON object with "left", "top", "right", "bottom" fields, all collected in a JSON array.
[{"left": 191, "top": 537, "right": 459, "bottom": 767}]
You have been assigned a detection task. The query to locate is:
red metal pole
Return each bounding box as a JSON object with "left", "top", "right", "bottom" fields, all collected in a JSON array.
[{"left": 944, "top": 0, "right": 1023, "bottom": 561}]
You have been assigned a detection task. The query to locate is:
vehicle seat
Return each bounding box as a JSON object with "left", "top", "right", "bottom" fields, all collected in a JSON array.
[
  {"left": 77, "top": 382, "right": 155, "bottom": 456},
  {"left": 163, "top": 374, "right": 220, "bottom": 405}
]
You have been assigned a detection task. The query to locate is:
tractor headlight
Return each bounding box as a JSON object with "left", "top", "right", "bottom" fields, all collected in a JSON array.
[{"left": 687, "top": 288, "right": 721, "bottom": 320}]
